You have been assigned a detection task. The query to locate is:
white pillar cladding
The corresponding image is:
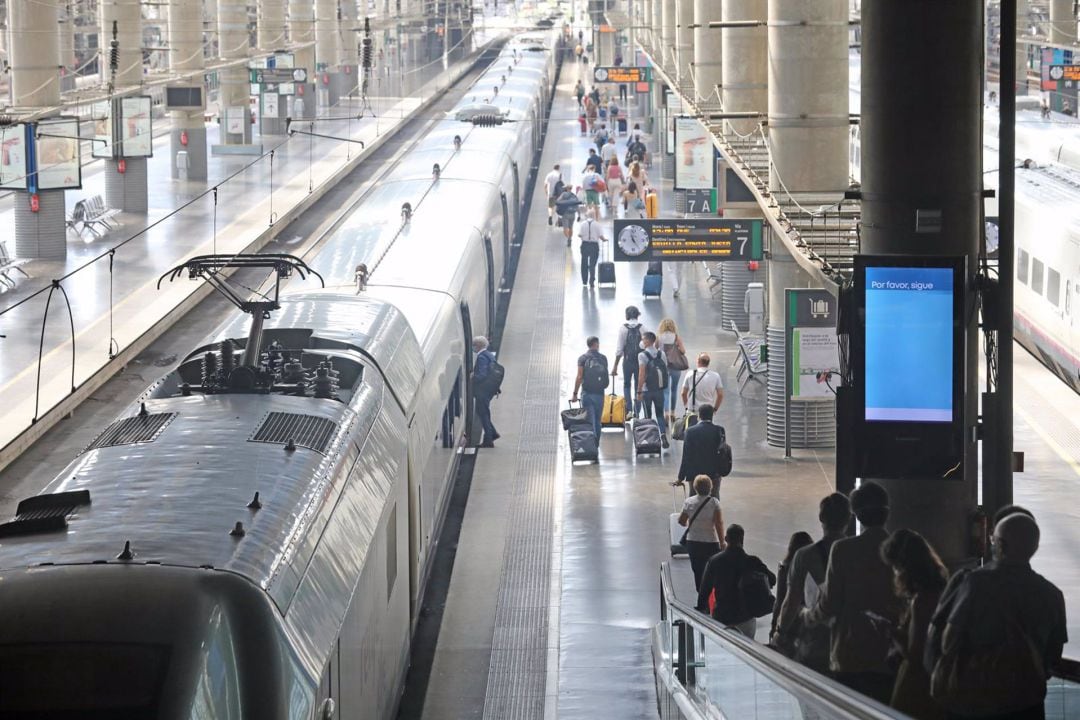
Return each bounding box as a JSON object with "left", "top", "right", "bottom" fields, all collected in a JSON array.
[
  {"left": 652, "top": 0, "right": 662, "bottom": 55},
  {"left": 661, "top": 0, "right": 675, "bottom": 69},
  {"left": 169, "top": 0, "right": 208, "bottom": 178},
  {"left": 693, "top": 0, "right": 721, "bottom": 103},
  {"left": 338, "top": 0, "right": 359, "bottom": 97},
  {"left": 1016, "top": 0, "right": 1029, "bottom": 94},
  {"left": 314, "top": 0, "right": 339, "bottom": 104},
  {"left": 675, "top": 0, "right": 692, "bottom": 87},
  {"left": 721, "top": 0, "right": 765, "bottom": 135},
  {"left": 1050, "top": 0, "right": 1076, "bottom": 45},
  {"left": 217, "top": 0, "right": 251, "bottom": 144},
  {"left": 59, "top": 0, "right": 77, "bottom": 91},
  {"left": 767, "top": 0, "right": 848, "bottom": 193},
  {"left": 289, "top": 0, "right": 316, "bottom": 118},
  {"left": 259, "top": 0, "right": 287, "bottom": 50},
  {"left": 10, "top": 0, "right": 67, "bottom": 258},
  {"left": 100, "top": 0, "right": 147, "bottom": 212}
]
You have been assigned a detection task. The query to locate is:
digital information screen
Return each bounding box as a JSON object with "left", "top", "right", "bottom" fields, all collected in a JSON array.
[
  {"left": 592, "top": 66, "right": 650, "bottom": 84},
  {"left": 612, "top": 218, "right": 763, "bottom": 262},
  {"left": 864, "top": 266, "right": 955, "bottom": 422}
]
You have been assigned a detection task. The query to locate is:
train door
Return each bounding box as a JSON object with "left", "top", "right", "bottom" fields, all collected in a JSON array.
[
  {"left": 482, "top": 233, "right": 496, "bottom": 331},
  {"left": 500, "top": 191, "right": 511, "bottom": 260},
  {"left": 512, "top": 161, "right": 521, "bottom": 234}
]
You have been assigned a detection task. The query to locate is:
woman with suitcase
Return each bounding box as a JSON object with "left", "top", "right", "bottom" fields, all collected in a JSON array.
[{"left": 677, "top": 475, "right": 726, "bottom": 591}]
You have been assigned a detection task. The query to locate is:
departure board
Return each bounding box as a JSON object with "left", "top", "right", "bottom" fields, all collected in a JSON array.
[
  {"left": 1049, "top": 64, "right": 1080, "bottom": 83},
  {"left": 612, "top": 218, "right": 763, "bottom": 262},
  {"left": 593, "top": 66, "right": 650, "bottom": 84}
]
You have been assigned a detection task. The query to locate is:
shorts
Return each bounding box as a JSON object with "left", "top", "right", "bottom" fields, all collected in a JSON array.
[
  {"left": 548, "top": 196, "right": 557, "bottom": 208},
  {"left": 585, "top": 189, "right": 600, "bottom": 205}
]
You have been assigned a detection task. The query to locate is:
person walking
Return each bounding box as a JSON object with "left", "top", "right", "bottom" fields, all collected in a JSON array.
[
  {"left": 605, "top": 157, "right": 624, "bottom": 211},
  {"left": 927, "top": 512, "right": 1067, "bottom": 720},
  {"left": 471, "top": 336, "right": 500, "bottom": 447},
  {"left": 772, "top": 492, "right": 852, "bottom": 673},
  {"left": 771, "top": 531, "right": 814, "bottom": 641},
  {"left": 611, "top": 305, "right": 644, "bottom": 419},
  {"left": 577, "top": 209, "right": 605, "bottom": 287},
  {"left": 675, "top": 403, "right": 726, "bottom": 496},
  {"left": 583, "top": 147, "right": 603, "bottom": 174},
  {"left": 585, "top": 95, "right": 598, "bottom": 132},
  {"left": 697, "top": 524, "right": 777, "bottom": 639},
  {"left": 801, "top": 481, "right": 904, "bottom": 704},
  {"left": 680, "top": 353, "right": 723, "bottom": 414},
  {"left": 544, "top": 164, "right": 564, "bottom": 226},
  {"left": 571, "top": 336, "right": 609, "bottom": 439},
  {"left": 574, "top": 79, "right": 585, "bottom": 108},
  {"left": 636, "top": 331, "right": 670, "bottom": 447},
  {"left": 657, "top": 318, "right": 688, "bottom": 423},
  {"left": 879, "top": 529, "right": 948, "bottom": 720},
  {"left": 555, "top": 187, "right": 583, "bottom": 247},
  {"left": 601, "top": 135, "right": 619, "bottom": 167},
  {"left": 678, "top": 475, "right": 725, "bottom": 591}
]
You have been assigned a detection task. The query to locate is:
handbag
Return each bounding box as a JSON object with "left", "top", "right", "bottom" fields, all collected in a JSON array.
[
  {"left": 678, "top": 496, "right": 714, "bottom": 547},
  {"left": 672, "top": 370, "right": 701, "bottom": 441},
  {"left": 664, "top": 335, "right": 689, "bottom": 371},
  {"left": 561, "top": 401, "right": 589, "bottom": 430}
]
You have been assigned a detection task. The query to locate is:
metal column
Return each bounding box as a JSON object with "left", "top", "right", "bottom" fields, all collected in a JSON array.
[
  {"left": 675, "top": 0, "right": 693, "bottom": 89},
  {"left": 337, "top": 0, "right": 359, "bottom": 98},
  {"left": 314, "top": 0, "right": 339, "bottom": 106},
  {"left": 289, "top": 0, "right": 316, "bottom": 118},
  {"left": 59, "top": 0, "right": 76, "bottom": 91},
  {"left": 861, "top": 0, "right": 982, "bottom": 565},
  {"left": 721, "top": 0, "right": 766, "bottom": 136},
  {"left": 1050, "top": 0, "right": 1076, "bottom": 45},
  {"left": 651, "top": 0, "right": 662, "bottom": 55},
  {"left": 10, "top": 0, "right": 66, "bottom": 258},
  {"left": 693, "top": 0, "right": 721, "bottom": 104},
  {"left": 661, "top": 0, "right": 676, "bottom": 70},
  {"left": 215, "top": 0, "right": 253, "bottom": 147},
  {"left": 101, "top": 0, "right": 147, "bottom": 212},
  {"left": 169, "top": 0, "right": 208, "bottom": 178}
]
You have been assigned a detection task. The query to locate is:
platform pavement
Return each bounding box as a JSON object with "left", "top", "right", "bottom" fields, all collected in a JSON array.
[{"left": 0, "top": 51, "right": 487, "bottom": 469}]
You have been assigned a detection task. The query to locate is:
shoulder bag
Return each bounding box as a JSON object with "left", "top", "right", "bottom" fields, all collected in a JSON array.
[
  {"left": 672, "top": 370, "right": 700, "bottom": 441},
  {"left": 678, "top": 496, "right": 714, "bottom": 547},
  {"left": 665, "top": 334, "right": 689, "bottom": 371}
]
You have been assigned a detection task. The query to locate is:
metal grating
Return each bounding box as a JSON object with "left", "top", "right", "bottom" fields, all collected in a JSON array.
[
  {"left": 249, "top": 412, "right": 338, "bottom": 454},
  {"left": 85, "top": 412, "right": 177, "bottom": 452}
]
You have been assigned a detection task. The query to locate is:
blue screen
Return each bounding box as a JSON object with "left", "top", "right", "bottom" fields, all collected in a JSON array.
[{"left": 865, "top": 267, "right": 954, "bottom": 422}]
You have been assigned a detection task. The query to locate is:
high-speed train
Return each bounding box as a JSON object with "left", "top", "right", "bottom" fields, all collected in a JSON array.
[{"left": 0, "top": 31, "right": 558, "bottom": 719}]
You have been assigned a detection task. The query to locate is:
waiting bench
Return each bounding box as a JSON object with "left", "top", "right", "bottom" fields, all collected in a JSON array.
[
  {"left": 0, "top": 240, "right": 30, "bottom": 290},
  {"left": 66, "top": 195, "right": 121, "bottom": 238},
  {"left": 730, "top": 321, "right": 768, "bottom": 394}
]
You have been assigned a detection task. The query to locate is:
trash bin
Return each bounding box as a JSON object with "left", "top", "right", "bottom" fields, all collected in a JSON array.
[{"left": 176, "top": 150, "right": 190, "bottom": 181}]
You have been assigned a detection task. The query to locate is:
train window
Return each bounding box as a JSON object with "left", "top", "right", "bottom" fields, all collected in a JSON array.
[
  {"left": 0, "top": 643, "right": 169, "bottom": 716},
  {"left": 1032, "top": 257, "right": 1045, "bottom": 295},
  {"left": 1017, "top": 249, "right": 1029, "bottom": 285},
  {"left": 386, "top": 502, "right": 398, "bottom": 604},
  {"left": 1048, "top": 267, "right": 1061, "bottom": 307}
]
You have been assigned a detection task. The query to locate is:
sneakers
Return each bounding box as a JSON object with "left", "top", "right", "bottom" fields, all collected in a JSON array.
[
  {"left": 661, "top": 435, "right": 670, "bottom": 449},
  {"left": 548, "top": 216, "right": 553, "bottom": 226}
]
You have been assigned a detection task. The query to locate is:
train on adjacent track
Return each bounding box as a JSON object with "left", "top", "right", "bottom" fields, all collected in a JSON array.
[{"left": 0, "top": 30, "right": 558, "bottom": 720}]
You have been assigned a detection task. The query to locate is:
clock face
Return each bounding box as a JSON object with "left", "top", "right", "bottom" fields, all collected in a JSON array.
[
  {"left": 618, "top": 224, "right": 650, "bottom": 257},
  {"left": 594, "top": 67, "right": 609, "bottom": 82}
]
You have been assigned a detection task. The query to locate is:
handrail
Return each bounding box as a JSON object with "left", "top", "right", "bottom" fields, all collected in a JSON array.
[{"left": 657, "top": 562, "right": 908, "bottom": 720}]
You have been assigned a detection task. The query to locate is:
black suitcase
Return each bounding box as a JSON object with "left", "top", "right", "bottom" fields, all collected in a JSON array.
[
  {"left": 617, "top": 117, "right": 628, "bottom": 134},
  {"left": 568, "top": 421, "right": 599, "bottom": 463},
  {"left": 632, "top": 417, "right": 662, "bottom": 455},
  {"left": 597, "top": 239, "right": 616, "bottom": 286}
]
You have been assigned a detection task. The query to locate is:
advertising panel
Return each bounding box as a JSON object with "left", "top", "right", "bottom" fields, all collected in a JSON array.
[
  {"left": 262, "top": 93, "right": 279, "bottom": 118},
  {"left": 0, "top": 124, "right": 27, "bottom": 189},
  {"left": 674, "top": 117, "right": 714, "bottom": 190},
  {"left": 92, "top": 102, "right": 112, "bottom": 158},
  {"left": 120, "top": 96, "right": 153, "bottom": 157},
  {"left": 791, "top": 327, "right": 841, "bottom": 399},
  {"left": 35, "top": 117, "right": 82, "bottom": 190},
  {"left": 613, "top": 218, "right": 763, "bottom": 262}
]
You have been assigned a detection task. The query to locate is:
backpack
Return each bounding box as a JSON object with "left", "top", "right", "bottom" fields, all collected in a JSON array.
[
  {"left": 644, "top": 351, "right": 668, "bottom": 392},
  {"left": 581, "top": 354, "right": 609, "bottom": 393},
  {"left": 477, "top": 354, "right": 505, "bottom": 395},
  {"left": 738, "top": 567, "right": 776, "bottom": 620},
  {"left": 717, "top": 438, "right": 733, "bottom": 477},
  {"left": 622, "top": 324, "right": 642, "bottom": 363},
  {"left": 552, "top": 179, "right": 565, "bottom": 199}
]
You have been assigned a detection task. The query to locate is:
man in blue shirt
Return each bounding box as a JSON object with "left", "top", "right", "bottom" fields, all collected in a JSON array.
[
  {"left": 571, "top": 336, "right": 609, "bottom": 438},
  {"left": 472, "top": 336, "right": 500, "bottom": 447}
]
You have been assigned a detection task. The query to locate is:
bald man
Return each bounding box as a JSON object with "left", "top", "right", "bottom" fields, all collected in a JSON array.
[{"left": 928, "top": 513, "right": 1066, "bottom": 719}]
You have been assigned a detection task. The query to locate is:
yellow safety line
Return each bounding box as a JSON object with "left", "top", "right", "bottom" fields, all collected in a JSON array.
[{"left": 1015, "top": 403, "right": 1080, "bottom": 479}]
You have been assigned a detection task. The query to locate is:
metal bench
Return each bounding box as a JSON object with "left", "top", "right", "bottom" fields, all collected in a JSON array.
[
  {"left": 729, "top": 321, "right": 767, "bottom": 393},
  {"left": 66, "top": 195, "right": 121, "bottom": 237},
  {"left": 0, "top": 240, "right": 30, "bottom": 290}
]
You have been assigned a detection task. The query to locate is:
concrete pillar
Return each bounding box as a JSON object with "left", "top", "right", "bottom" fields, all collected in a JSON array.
[
  {"left": 861, "top": 0, "right": 981, "bottom": 565},
  {"left": 1050, "top": 0, "right": 1076, "bottom": 45},
  {"left": 314, "top": 0, "right": 339, "bottom": 105},
  {"left": 1016, "top": 0, "right": 1029, "bottom": 95},
  {"left": 169, "top": 0, "right": 208, "bottom": 179},
  {"left": 289, "top": 0, "right": 316, "bottom": 118},
  {"left": 675, "top": 0, "right": 692, "bottom": 88},
  {"left": 216, "top": 0, "right": 252, "bottom": 146},
  {"left": 258, "top": 0, "right": 287, "bottom": 50},
  {"left": 721, "top": 0, "right": 766, "bottom": 136},
  {"left": 337, "top": 0, "right": 359, "bottom": 98},
  {"left": 652, "top": 0, "right": 662, "bottom": 56},
  {"left": 693, "top": 0, "right": 721, "bottom": 103},
  {"left": 661, "top": 0, "right": 675, "bottom": 69},
  {"left": 59, "top": 0, "right": 77, "bottom": 91},
  {"left": 10, "top": 0, "right": 68, "bottom": 259},
  {"left": 100, "top": 0, "right": 147, "bottom": 211},
  {"left": 767, "top": 0, "right": 848, "bottom": 194}
]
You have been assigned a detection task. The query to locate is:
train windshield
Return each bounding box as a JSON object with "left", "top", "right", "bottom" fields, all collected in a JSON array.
[{"left": 0, "top": 642, "right": 169, "bottom": 718}]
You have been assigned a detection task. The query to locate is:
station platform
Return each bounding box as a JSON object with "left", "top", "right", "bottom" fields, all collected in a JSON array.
[
  {"left": 0, "top": 52, "right": 485, "bottom": 469},
  {"left": 414, "top": 52, "right": 1080, "bottom": 720}
]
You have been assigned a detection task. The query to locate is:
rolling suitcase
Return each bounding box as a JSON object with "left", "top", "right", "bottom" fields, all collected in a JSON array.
[
  {"left": 645, "top": 190, "right": 659, "bottom": 218},
  {"left": 643, "top": 272, "right": 662, "bottom": 298},
  {"left": 561, "top": 400, "right": 589, "bottom": 430},
  {"left": 632, "top": 415, "right": 663, "bottom": 456},
  {"left": 597, "top": 237, "right": 616, "bottom": 287},
  {"left": 670, "top": 484, "right": 688, "bottom": 556},
  {"left": 601, "top": 392, "right": 626, "bottom": 427},
  {"left": 617, "top": 117, "right": 628, "bottom": 135},
  {"left": 647, "top": 260, "right": 663, "bottom": 276},
  {"left": 568, "top": 421, "right": 599, "bottom": 463}
]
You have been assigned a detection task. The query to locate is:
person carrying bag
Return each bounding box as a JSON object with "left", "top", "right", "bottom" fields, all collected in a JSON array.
[{"left": 672, "top": 368, "right": 701, "bottom": 442}]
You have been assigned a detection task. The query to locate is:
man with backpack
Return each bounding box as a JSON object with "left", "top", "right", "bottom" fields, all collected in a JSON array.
[
  {"left": 471, "top": 335, "right": 501, "bottom": 448},
  {"left": 697, "top": 524, "right": 777, "bottom": 639},
  {"left": 636, "top": 330, "right": 670, "bottom": 448},
  {"left": 612, "top": 305, "right": 643, "bottom": 420},
  {"left": 544, "top": 164, "right": 564, "bottom": 226},
  {"left": 571, "top": 336, "right": 609, "bottom": 439}
]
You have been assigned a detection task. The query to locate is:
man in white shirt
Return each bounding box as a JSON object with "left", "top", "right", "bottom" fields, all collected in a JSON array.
[
  {"left": 544, "top": 164, "right": 563, "bottom": 226},
  {"left": 681, "top": 352, "right": 723, "bottom": 414},
  {"left": 577, "top": 209, "right": 606, "bottom": 286},
  {"left": 600, "top": 136, "right": 618, "bottom": 166}
]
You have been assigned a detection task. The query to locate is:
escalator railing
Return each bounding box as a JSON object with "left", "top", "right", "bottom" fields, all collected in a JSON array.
[{"left": 654, "top": 561, "right": 910, "bottom": 720}]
